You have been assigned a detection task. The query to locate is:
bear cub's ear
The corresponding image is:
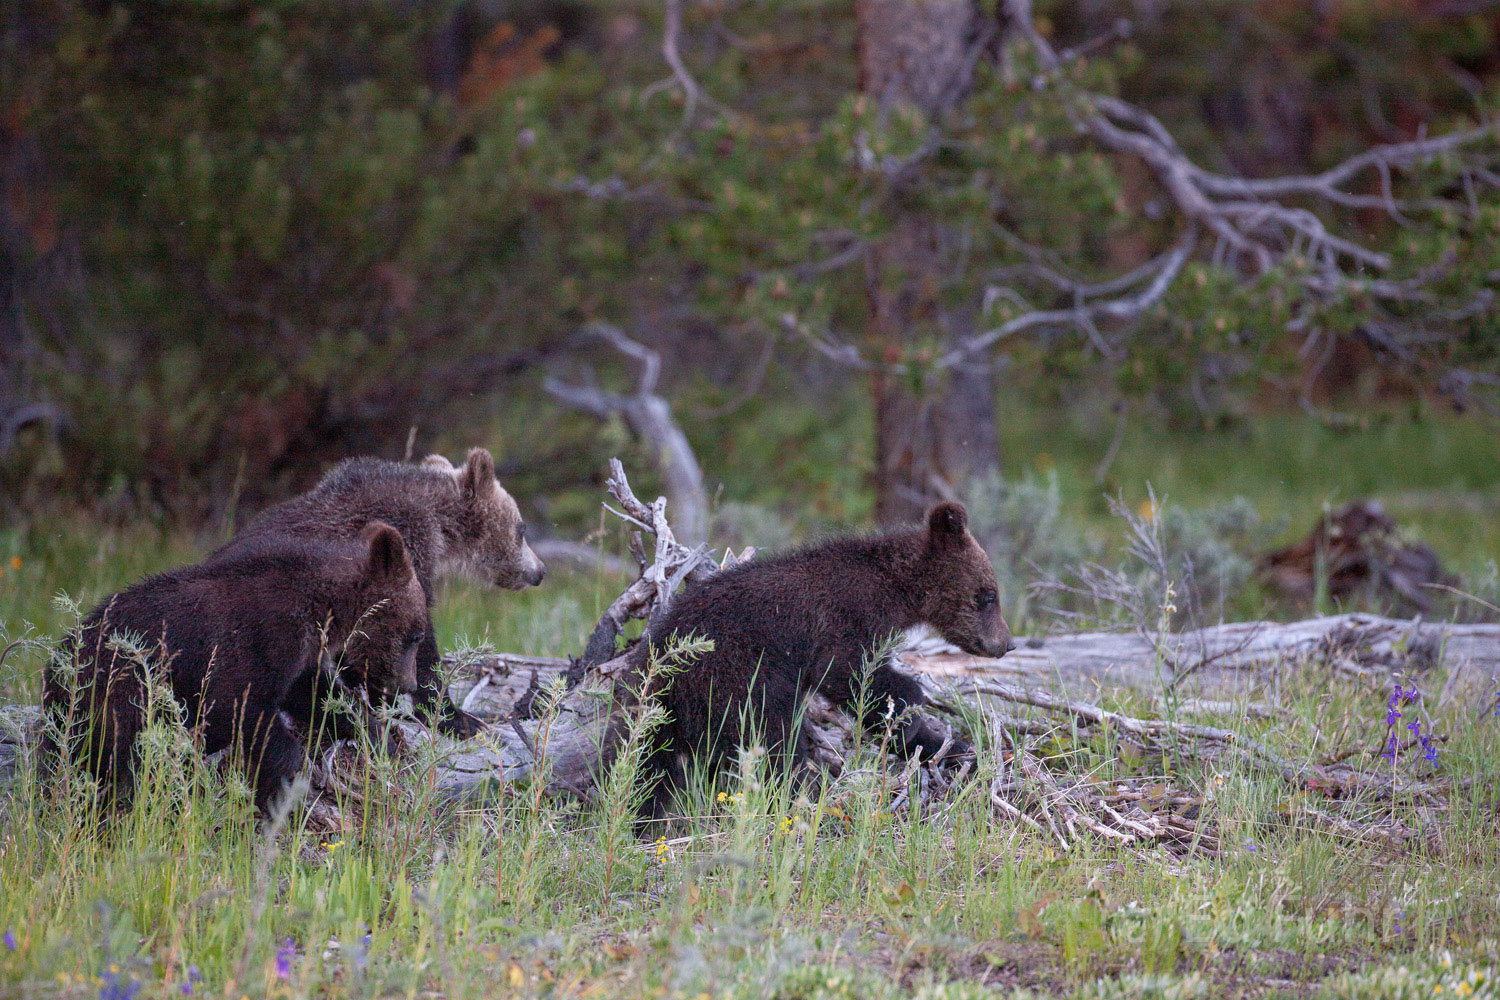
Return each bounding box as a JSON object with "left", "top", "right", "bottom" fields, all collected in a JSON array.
[
  {"left": 362, "top": 520, "right": 414, "bottom": 582},
  {"left": 460, "top": 447, "right": 497, "bottom": 496},
  {"left": 926, "top": 502, "right": 969, "bottom": 540}
]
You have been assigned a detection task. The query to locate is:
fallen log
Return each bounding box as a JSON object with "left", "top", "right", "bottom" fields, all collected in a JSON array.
[
  {"left": 902, "top": 613, "right": 1500, "bottom": 700},
  {"left": 416, "top": 609, "right": 1498, "bottom": 803},
  {"left": 7, "top": 611, "right": 1490, "bottom": 801}
]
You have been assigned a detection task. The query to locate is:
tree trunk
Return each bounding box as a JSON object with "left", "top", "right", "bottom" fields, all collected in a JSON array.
[
  {"left": 870, "top": 344, "right": 1002, "bottom": 525},
  {"left": 0, "top": 0, "right": 56, "bottom": 428},
  {"left": 856, "top": 0, "right": 1002, "bottom": 525}
]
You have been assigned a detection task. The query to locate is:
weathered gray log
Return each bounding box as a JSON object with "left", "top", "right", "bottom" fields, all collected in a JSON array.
[
  {"left": 419, "top": 611, "right": 1500, "bottom": 803},
  {"left": 6, "top": 614, "right": 1496, "bottom": 801},
  {"left": 0, "top": 705, "right": 38, "bottom": 797},
  {"left": 903, "top": 613, "right": 1500, "bottom": 701}
]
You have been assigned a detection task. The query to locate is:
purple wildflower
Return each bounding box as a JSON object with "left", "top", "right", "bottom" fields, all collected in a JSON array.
[
  {"left": 1393, "top": 909, "right": 1405, "bottom": 936},
  {"left": 2, "top": 929, "right": 14, "bottom": 951},
  {"left": 180, "top": 965, "right": 201, "bottom": 995},
  {"left": 1422, "top": 736, "right": 1439, "bottom": 762},
  {"left": 1380, "top": 735, "right": 1399, "bottom": 760},
  {"left": 99, "top": 968, "right": 140, "bottom": 1000},
  {"left": 1407, "top": 717, "right": 1422, "bottom": 738},
  {"left": 354, "top": 932, "right": 371, "bottom": 971},
  {"left": 275, "top": 939, "right": 295, "bottom": 979}
]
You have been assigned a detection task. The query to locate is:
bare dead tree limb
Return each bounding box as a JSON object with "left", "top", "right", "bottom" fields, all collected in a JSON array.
[
  {"left": 544, "top": 323, "right": 710, "bottom": 545},
  {"left": 779, "top": 0, "right": 1497, "bottom": 390},
  {"left": 574, "top": 458, "right": 752, "bottom": 669},
  {"left": 661, "top": 0, "right": 699, "bottom": 116},
  {"left": 0, "top": 402, "right": 61, "bottom": 456},
  {"left": 956, "top": 0, "right": 1499, "bottom": 367},
  {"left": 640, "top": 0, "right": 722, "bottom": 130},
  {"left": 944, "top": 224, "right": 1199, "bottom": 365}
]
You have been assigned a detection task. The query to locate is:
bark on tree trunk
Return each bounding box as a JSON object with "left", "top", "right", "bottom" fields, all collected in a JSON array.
[
  {"left": 857, "top": 0, "right": 1002, "bottom": 525},
  {"left": 871, "top": 346, "right": 1002, "bottom": 525}
]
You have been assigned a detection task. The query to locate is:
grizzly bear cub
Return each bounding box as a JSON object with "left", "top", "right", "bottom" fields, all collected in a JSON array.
[
  {"left": 211, "top": 447, "right": 545, "bottom": 737},
  {"left": 42, "top": 522, "right": 429, "bottom": 817},
  {"left": 635, "top": 502, "right": 1012, "bottom": 819}
]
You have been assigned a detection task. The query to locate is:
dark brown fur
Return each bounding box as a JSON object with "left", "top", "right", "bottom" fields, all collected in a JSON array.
[
  {"left": 636, "top": 502, "right": 1011, "bottom": 819},
  {"left": 41, "top": 523, "right": 428, "bottom": 817},
  {"left": 210, "top": 448, "right": 544, "bottom": 736}
]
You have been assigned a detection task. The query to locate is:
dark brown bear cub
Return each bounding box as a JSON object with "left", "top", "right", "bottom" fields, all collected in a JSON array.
[
  {"left": 42, "top": 522, "right": 429, "bottom": 818},
  {"left": 637, "top": 502, "right": 1012, "bottom": 819},
  {"left": 211, "top": 448, "right": 544, "bottom": 738}
]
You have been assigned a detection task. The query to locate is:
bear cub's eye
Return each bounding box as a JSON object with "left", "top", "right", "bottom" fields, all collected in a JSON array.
[
  {"left": 976, "top": 589, "right": 998, "bottom": 611},
  {"left": 515, "top": 522, "right": 526, "bottom": 544}
]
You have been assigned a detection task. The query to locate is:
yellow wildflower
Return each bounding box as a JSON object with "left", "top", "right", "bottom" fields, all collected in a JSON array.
[{"left": 8, "top": 556, "right": 19, "bottom": 571}]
